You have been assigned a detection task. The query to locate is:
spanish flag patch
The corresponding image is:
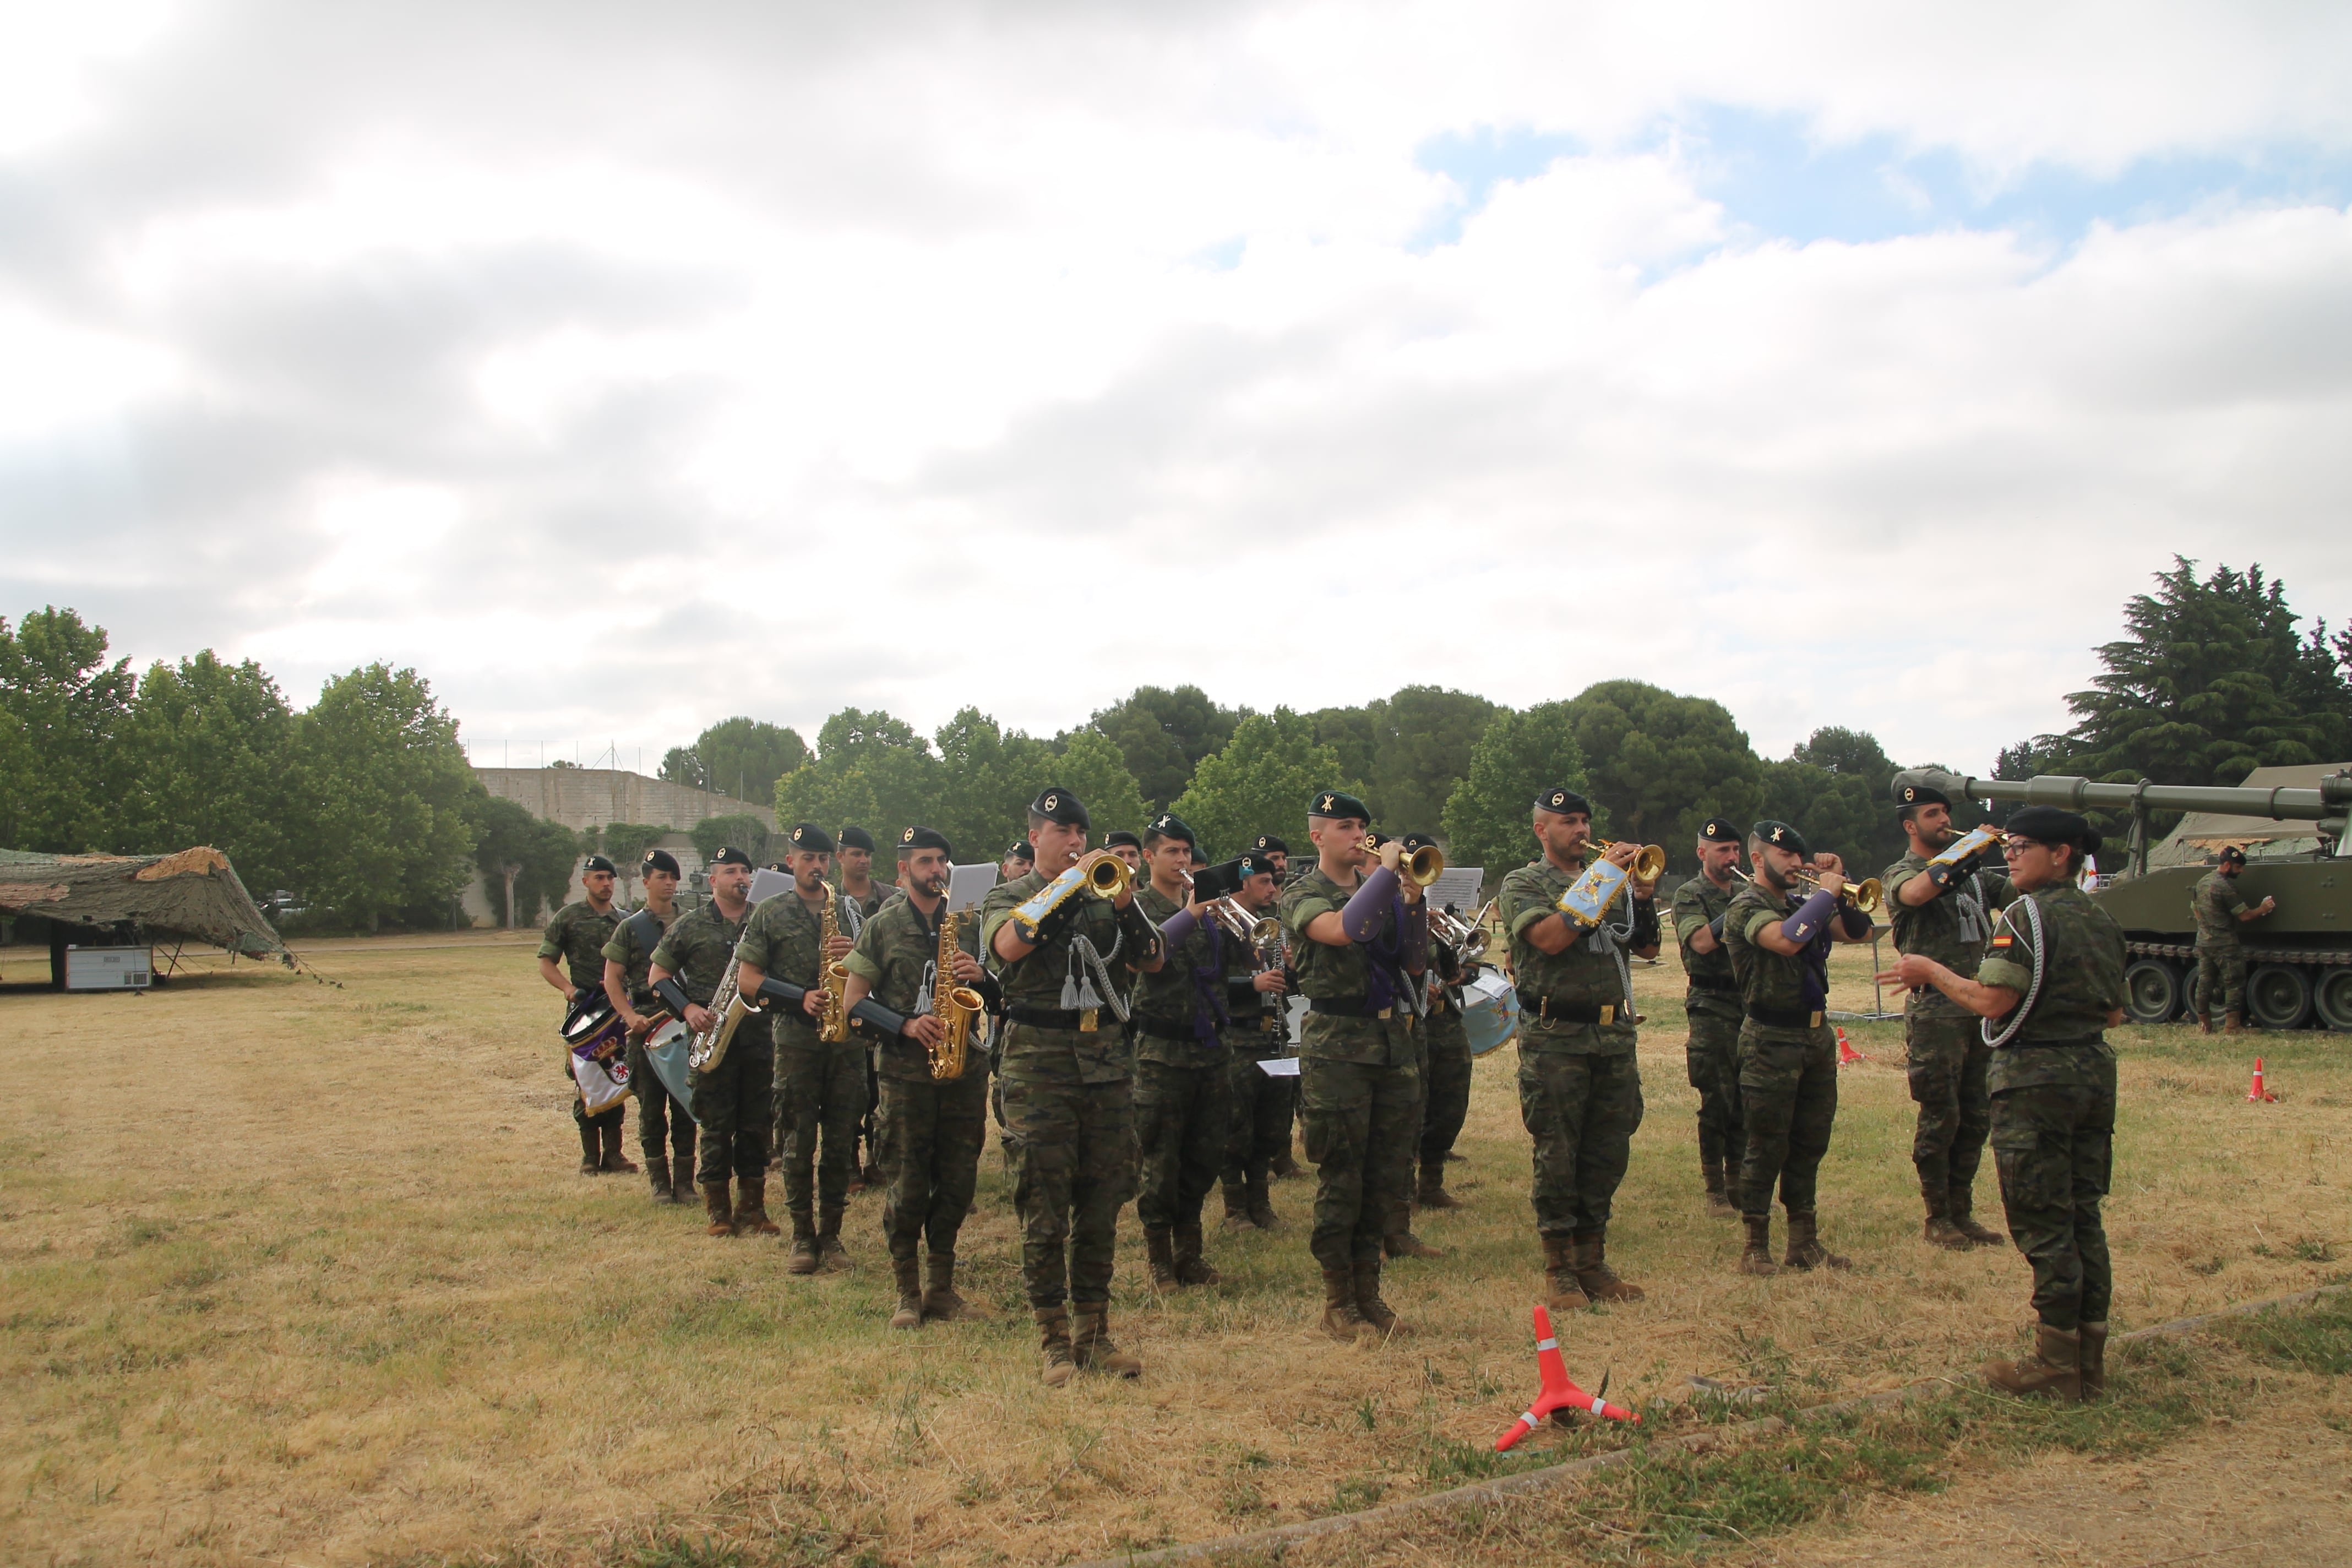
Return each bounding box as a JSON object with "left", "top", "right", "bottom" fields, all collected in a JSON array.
[{"left": 1991, "top": 930, "right": 2014, "bottom": 949}]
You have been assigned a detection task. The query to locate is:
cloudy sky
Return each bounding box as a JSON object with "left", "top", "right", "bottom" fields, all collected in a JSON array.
[{"left": 4, "top": 1, "right": 2348, "bottom": 780}]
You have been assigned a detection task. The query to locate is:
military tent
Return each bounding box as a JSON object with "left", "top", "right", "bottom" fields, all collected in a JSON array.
[{"left": 0, "top": 846, "right": 289, "bottom": 964}]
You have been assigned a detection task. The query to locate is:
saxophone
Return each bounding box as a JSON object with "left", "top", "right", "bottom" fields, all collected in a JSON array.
[
  {"left": 688, "top": 933, "right": 753, "bottom": 1074},
  {"left": 928, "top": 908, "right": 988, "bottom": 1080},
  {"left": 818, "top": 895, "right": 852, "bottom": 1043}
]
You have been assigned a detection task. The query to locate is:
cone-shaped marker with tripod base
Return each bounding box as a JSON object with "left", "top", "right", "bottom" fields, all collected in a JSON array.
[{"left": 1494, "top": 1305, "right": 1638, "bottom": 1451}]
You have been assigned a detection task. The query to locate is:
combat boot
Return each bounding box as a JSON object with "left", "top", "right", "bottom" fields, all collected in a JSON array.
[
  {"left": 1145, "top": 1225, "right": 1178, "bottom": 1289},
  {"left": 1947, "top": 1182, "right": 2006, "bottom": 1247},
  {"left": 1702, "top": 1161, "right": 1738, "bottom": 1218},
  {"left": 2078, "top": 1321, "right": 2108, "bottom": 1401},
  {"left": 736, "top": 1176, "right": 781, "bottom": 1236},
  {"left": 1983, "top": 1322, "right": 2082, "bottom": 1402},
  {"left": 646, "top": 1153, "right": 673, "bottom": 1203},
  {"left": 888, "top": 1255, "right": 924, "bottom": 1330},
  {"left": 2198, "top": 1010, "right": 2214, "bottom": 1035},
  {"left": 669, "top": 1136, "right": 698, "bottom": 1204},
  {"left": 1071, "top": 1302, "right": 1142, "bottom": 1378},
  {"left": 1244, "top": 1173, "right": 1280, "bottom": 1231},
  {"left": 922, "top": 1253, "right": 979, "bottom": 1321},
  {"left": 1173, "top": 1221, "right": 1220, "bottom": 1287},
  {"left": 785, "top": 1211, "right": 819, "bottom": 1274},
  {"left": 703, "top": 1182, "right": 737, "bottom": 1238},
  {"left": 1921, "top": 1177, "right": 1968, "bottom": 1250},
  {"left": 1385, "top": 1229, "right": 1446, "bottom": 1260},
  {"left": 577, "top": 1124, "right": 601, "bottom": 1175},
  {"left": 598, "top": 1119, "right": 638, "bottom": 1174},
  {"left": 1738, "top": 1214, "right": 1777, "bottom": 1276},
  {"left": 1416, "top": 1163, "right": 1463, "bottom": 1210},
  {"left": 1573, "top": 1231, "right": 1645, "bottom": 1303},
  {"left": 1318, "top": 1267, "right": 1375, "bottom": 1344},
  {"left": 2224, "top": 1011, "right": 2247, "bottom": 1035},
  {"left": 1221, "top": 1179, "right": 1254, "bottom": 1232},
  {"left": 816, "top": 1206, "right": 848, "bottom": 1267},
  {"left": 1271, "top": 1147, "right": 1301, "bottom": 1180},
  {"left": 1035, "top": 1308, "right": 1077, "bottom": 1387},
  {"left": 1542, "top": 1235, "right": 1590, "bottom": 1311},
  {"left": 1782, "top": 1210, "right": 1852, "bottom": 1271},
  {"left": 1353, "top": 1259, "right": 1402, "bottom": 1338}
]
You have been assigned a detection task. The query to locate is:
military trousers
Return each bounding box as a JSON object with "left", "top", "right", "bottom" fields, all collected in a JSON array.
[
  {"left": 1223, "top": 1048, "right": 1293, "bottom": 1188},
  {"left": 2195, "top": 943, "right": 2247, "bottom": 1016},
  {"left": 1990, "top": 1075, "right": 2115, "bottom": 1330},
  {"left": 690, "top": 1036, "right": 773, "bottom": 1186},
  {"left": 1735, "top": 1022, "right": 1838, "bottom": 1217},
  {"left": 1517, "top": 1044, "right": 1643, "bottom": 1238},
  {"left": 1000, "top": 1027, "right": 1136, "bottom": 1310},
  {"left": 1419, "top": 1009, "right": 1473, "bottom": 1172},
  {"left": 1905, "top": 1010, "right": 1992, "bottom": 1201},
  {"left": 878, "top": 1069, "right": 990, "bottom": 1262},
  {"left": 775, "top": 1033, "right": 866, "bottom": 1218},
  {"left": 1135, "top": 1054, "right": 1232, "bottom": 1230},
  {"left": 1299, "top": 1042, "right": 1420, "bottom": 1272},
  {"left": 1685, "top": 1002, "right": 1744, "bottom": 1170},
  {"left": 626, "top": 1035, "right": 696, "bottom": 1169}
]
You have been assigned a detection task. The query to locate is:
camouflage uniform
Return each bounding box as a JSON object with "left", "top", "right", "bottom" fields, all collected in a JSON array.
[
  {"left": 738, "top": 886, "right": 864, "bottom": 1224},
  {"left": 1885, "top": 850, "right": 2014, "bottom": 1224},
  {"left": 540, "top": 899, "right": 624, "bottom": 1136},
  {"left": 1498, "top": 859, "right": 1649, "bottom": 1240},
  {"left": 1975, "top": 884, "right": 2127, "bottom": 1331},
  {"left": 1416, "top": 959, "right": 1475, "bottom": 1182},
  {"left": 1128, "top": 883, "right": 1233, "bottom": 1239},
  {"left": 1672, "top": 873, "right": 1745, "bottom": 1184},
  {"left": 648, "top": 901, "right": 766, "bottom": 1185},
  {"left": 1722, "top": 880, "right": 1838, "bottom": 1218},
  {"left": 838, "top": 879, "right": 897, "bottom": 1180},
  {"left": 841, "top": 895, "right": 988, "bottom": 1264},
  {"left": 2191, "top": 870, "right": 2251, "bottom": 1017},
  {"left": 980, "top": 869, "right": 1139, "bottom": 1312},
  {"left": 605, "top": 905, "right": 690, "bottom": 1170},
  {"left": 1280, "top": 865, "right": 1422, "bottom": 1275},
  {"left": 1221, "top": 927, "right": 1291, "bottom": 1207}
]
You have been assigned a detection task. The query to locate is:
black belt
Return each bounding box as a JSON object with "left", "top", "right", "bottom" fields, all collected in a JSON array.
[
  {"left": 1308, "top": 997, "right": 1401, "bottom": 1021},
  {"left": 1686, "top": 977, "right": 1739, "bottom": 994},
  {"left": 1134, "top": 1020, "right": 1219, "bottom": 1046},
  {"left": 1518, "top": 989, "right": 1618, "bottom": 1026},
  {"left": 1006, "top": 1005, "right": 1086, "bottom": 1030},
  {"left": 1746, "top": 1005, "right": 1827, "bottom": 1029}
]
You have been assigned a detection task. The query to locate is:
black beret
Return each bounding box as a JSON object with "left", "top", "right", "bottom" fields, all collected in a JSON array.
[
  {"left": 1145, "top": 812, "right": 1196, "bottom": 846},
  {"left": 1005, "top": 839, "right": 1035, "bottom": 862},
  {"left": 2007, "top": 805, "right": 2100, "bottom": 855},
  {"left": 896, "top": 825, "right": 953, "bottom": 857},
  {"left": 582, "top": 854, "right": 617, "bottom": 875},
  {"left": 641, "top": 848, "right": 681, "bottom": 877},
  {"left": 708, "top": 845, "right": 755, "bottom": 869},
  {"left": 1698, "top": 819, "right": 1741, "bottom": 845},
  {"left": 1104, "top": 829, "right": 1142, "bottom": 850},
  {"left": 2218, "top": 844, "right": 2248, "bottom": 864},
  {"left": 836, "top": 825, "right": 876, "bottom": 853},
  {"left": 1253, "top": 833, "right": 1289, "bottom": 854},
  {"left": 1892, "top": 776, "right": 1951, "bottom": 810},
  {"left": 1308, "top": 790, "right": 1369, "bottom": 821},
  {"left": 1535, "top": 786, "right": 1592, "bottom": 816},
  {"left": 1752, "top": 821, "right": 1809, "bottom": 859},
  {"left": 1362, "top": 829, "right": 1388, "bottom": 850},
  {"left": 1237, "top": 850, "right": 1280, "bottom": 881},
  {"left": 1030, "top": 786, "right": 1090, "bottom": 829},
  {"left": 1400, "top": 833, "right": 1437, "bottom": 853},
  {"left": 785, "top": 823, "right": 836, "bottom": 853}
]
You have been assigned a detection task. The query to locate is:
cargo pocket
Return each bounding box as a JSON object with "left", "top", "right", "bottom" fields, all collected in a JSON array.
[{"left": 1990, "top": 1121, "right": 2062, "bottom": 1212}]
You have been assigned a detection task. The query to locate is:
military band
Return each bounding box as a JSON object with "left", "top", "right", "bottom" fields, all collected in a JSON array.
[
  {"left": 646, "top": 846, "right": 766, "bottom": 1235},
  {"left": 603, "top": 849, "right": 690, "bottom": 1200},
  {"left": 1218, "top": 848, "right": 1291, "bottom": 1232},
  {"left": 1127, "top": 813, "right": 1232, "bottom": 1290},
  {"left": 1672, "top": 819, "right": 1745, "bottom": 1217},
  {"left": 540, "top": 854, "right": 628, "bottom": 1174}
]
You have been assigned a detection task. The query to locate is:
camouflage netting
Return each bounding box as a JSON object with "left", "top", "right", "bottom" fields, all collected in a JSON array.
[{"left": 0, "top": 846, "right": 287, "bottom": 958}]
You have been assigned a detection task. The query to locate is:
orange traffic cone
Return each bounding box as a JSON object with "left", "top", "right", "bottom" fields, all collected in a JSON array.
[
  {"left": 2247, "top": 1058, "right": 2277, "bottom": 1103},
  {"left": 1494, "top": 1305, "right": 1638, "bottom": 1451},
  {"left": 1837, "top": 1027, "right": 1866, "bottom": 1065}
]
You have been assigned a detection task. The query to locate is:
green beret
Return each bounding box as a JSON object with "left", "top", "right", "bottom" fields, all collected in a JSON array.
[
  {"left": 1308, "top": 790, "right": 1369, "bottom": 821},
  {"left": 1145, "top": 812, "right": 1195, "bottom": 846},
  {"left": 1753, "top": 820, "right": 1809, "bottom": 859}
]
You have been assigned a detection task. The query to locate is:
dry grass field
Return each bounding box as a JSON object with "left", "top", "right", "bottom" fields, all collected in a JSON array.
[{"left": 3, "top": 927, "right": 2348, "bottom": 1567}]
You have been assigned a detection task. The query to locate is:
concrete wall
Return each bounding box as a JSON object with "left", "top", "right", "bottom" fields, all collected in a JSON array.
[{"left": 464, "top": 767, "right": 772, "bottom": 929}]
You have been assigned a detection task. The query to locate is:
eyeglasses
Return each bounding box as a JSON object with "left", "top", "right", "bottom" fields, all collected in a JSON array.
[{"left": 2000, "top": 839, "right": 2051, "bottom": 857}]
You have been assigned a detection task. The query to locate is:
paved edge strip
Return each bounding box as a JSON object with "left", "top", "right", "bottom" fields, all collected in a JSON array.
[{"left": 1067, "top": 1282, "right": 2349, "bottom": 1568}]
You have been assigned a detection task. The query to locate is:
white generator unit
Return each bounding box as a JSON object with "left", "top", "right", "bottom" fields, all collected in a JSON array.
[{"left": 64, "top": 945, "right": 154, "bottom": 992}]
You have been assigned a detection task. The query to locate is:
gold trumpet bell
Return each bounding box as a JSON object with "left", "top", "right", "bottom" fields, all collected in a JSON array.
[
  {"left": 1087, "top": 854, "right": 1133, "bottom": 898},
  {"left": 1846, "top": 878, "right": 1884, "bottom": 915},
  {"left": 1586, "top": 839, "right": 1667, "bottom": 882}
]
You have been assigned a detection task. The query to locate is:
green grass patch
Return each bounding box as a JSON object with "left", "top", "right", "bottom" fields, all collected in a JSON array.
[{"left": 2220, "top": 1289, "right": 2352, "bottom": 1375}]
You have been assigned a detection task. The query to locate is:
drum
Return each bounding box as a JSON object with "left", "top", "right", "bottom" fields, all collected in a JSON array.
[
  {"left": 1462, "top": 970, "right": 1521, "bottom": 1058},
  {"left": 561, "top": 991, "right": 626, "bottom": 1054},
  {"left": 642, "top": 1017, "right": 699, "bottom": 1124}
]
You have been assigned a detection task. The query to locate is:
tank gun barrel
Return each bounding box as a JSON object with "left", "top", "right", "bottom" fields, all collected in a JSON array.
[{"left": 1959, "top": 773, "right": 2350, "bottom": 824}]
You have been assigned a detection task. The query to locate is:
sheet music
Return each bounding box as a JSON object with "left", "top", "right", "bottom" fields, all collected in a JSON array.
[
  {"left": 1424, "top": 867, "right": 1485, "bottom": 916},
  {"left": 746, "top": 867, "right": 794, "bottom": 906},
  {"left": 1256, "top": 1056, "right": 1301, "bottom": 1077},
  {"left": 948, "top": 862, "right": 999, "bottom": 913}
]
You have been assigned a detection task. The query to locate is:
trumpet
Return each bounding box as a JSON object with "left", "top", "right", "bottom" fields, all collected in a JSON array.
[
  {"left": 1364, "top": 834, "right": 1445, "bottom": 888},
  {"left": 1085, "top": 852, "right": 1133, "bottom": 899},
  {"left": 1429, "top": 901, "right": 1491, "bottom": 962},
  {"left": 1210, "top": 898, "right": 1282, "bottom": 946},
  {"left": 1580, "top": 837, "right": 1667, "bottom": 882},
  {"left": 1794, "top": 869, "right": 1883, "bottom": 914}
]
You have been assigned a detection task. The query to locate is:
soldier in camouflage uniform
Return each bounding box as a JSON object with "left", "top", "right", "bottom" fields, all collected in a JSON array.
[
  {"left": 841, "top": 827, "right": 1000, "bottom": 1328},
  {"left": 991, "top": 837, "right": 1036, "bottom": 1174},
  {"left": 603, "top": 848, "right": 692, "bottom": 1201},
  {"left": 1498, "top": 788, "right": 1657, "bottom": 1312},
  {"left": 647, "top": 847, "right": 768, "bottom": 1236},
  {"left": 737, "top": 823, "right": 864, "bottom": 1273},
  {"left": 1125, "top": 813, "right": 1235, "bottom": 1289},
  {"left": 834, "top": 825, "right": 895, "bottom": 1191},
  {"left": 1721, "top": 821, "right": 1876, "bottom": 1276},
  {"left": 1251, "top": 833, "right": 1304, "bottom": 1181},
  {"left": 982, "top": 787, "right": 1166, "bottom": 1385},
  {"left": 1881, "top": 805, "right": 2127, "bottom": 1404},
  {"left": 1883, "top": 777, "right": 2013, "bottom": 1249},
  {"left": 2192, "top": 846, "right": 2274, "bottom": 1033},
  {"left": 1281, "top": 791, "right": 1427, "bottom": 1344},
  {"left": 1376, "top": 833, "right": 1459, "bottom": 1259},
  {"left": 537, "top": 855, "right": 629, "bottom": 1175},
  {"left": 1218, "top": 850, "right": 1292, "bottom": 1231},
  {"left": 1671, "top": 819, "right": 1746, "bottom": 1217}
]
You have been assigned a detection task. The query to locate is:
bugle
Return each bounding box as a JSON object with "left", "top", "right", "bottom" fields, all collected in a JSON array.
[
  {"left": 1582, "top": 837, "right": 1667, "bottom": 882},
  {"left": 1210, "top": 899, "right": 1282, "bottom": 946},
  {"left": 1086, "top": 852, "right": 1133, "bottom": 899},
  {"left": 1794, "top": 869, "right": 1883, "bottom": 914},
  {"left": 1429, "top": 901, "right": 1491, "bottom": 962},
  {"left": 1364, "top": 834, "right": 1444, "bottom": 888}
]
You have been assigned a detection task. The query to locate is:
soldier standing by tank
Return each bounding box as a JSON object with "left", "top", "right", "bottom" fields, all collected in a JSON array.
[
  {"left": 647, "top": 847, "right": 767, "bottom": 1237},
  {"left": 1721, "top": 822, "right": 1876, "bottom": 1276},
  {"left": 1884, "top": 778, "right": 2012, "bottom": 1250},
  {"left": 1218, "top": 850, "right": 1291, "bottom": 1232},
  {"left": 539, "top": 854, "right": 630, "bottom": 1175},
  {"left": 1672, "top": 820, "right": 1746, "bottom": 1217},
  {"left": 604, "top": 850, "right": 691, "bottom": 1201},
  {"left": 1282, "top": 791, "right": 1428, "bottom": 1343},
  {"left": 2192, "top": 846, "right": 2275, "bottom": 1034},
  {"left": 1880, "top": 805, "right": 2127, "bottom": 1403},
  {"left": 983, "top": 787, "right": 1165, "bottom": 1385},
  {"left": 1407, "top": 833, "right": 1475, "bottom": 1216},
  {"left": 1498, "top": 789, "right": 1656, "bottom": 1312},
  {"left": 1127, "top": 813, "right": 1233, "bottom": 1290}
]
